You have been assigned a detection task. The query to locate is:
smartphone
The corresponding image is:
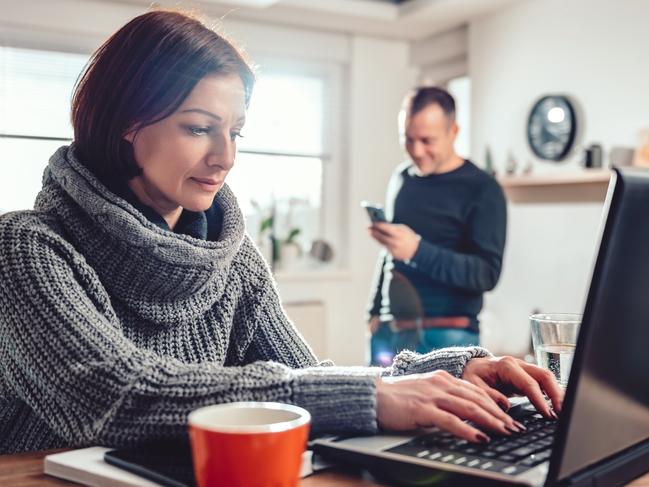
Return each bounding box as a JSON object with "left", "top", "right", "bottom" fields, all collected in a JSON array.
[
  {"left": 104, "top": 440, "right": 194, "bottom": 487},
  {"left": 361, "top": 201, "right": 387, "bottom": 223}
]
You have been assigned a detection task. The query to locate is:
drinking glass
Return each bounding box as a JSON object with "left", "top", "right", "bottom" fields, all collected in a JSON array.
[{"left": 530, "top": 313, "right": 581, "bottom": 388}]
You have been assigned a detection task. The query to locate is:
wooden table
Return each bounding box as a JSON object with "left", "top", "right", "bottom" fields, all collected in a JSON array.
[{"left": 2, "top": 449, "right": 649, "bottom": 486}]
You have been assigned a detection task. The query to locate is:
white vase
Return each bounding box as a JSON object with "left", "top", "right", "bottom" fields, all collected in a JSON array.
[
  {"left": 257, "top": 237, "right": 273, "bottom": 267},
  {"left": 279, "top": 243, "right": 301, "bottom": 271}
]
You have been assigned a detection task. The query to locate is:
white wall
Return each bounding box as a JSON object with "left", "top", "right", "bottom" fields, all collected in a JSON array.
[
  {"left": 0, "top": 0, "right": 416, "bottom": 365},
  {"left": 412, "top": 25, "right": 468, "bottom": 85},
  {"left": 470, "top": 0, "right": 649, "bottom": 355}
]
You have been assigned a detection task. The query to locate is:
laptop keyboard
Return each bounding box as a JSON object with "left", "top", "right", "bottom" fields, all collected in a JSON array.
[{"left": 385, "top": 410, "right": 557, "bottom": 476}]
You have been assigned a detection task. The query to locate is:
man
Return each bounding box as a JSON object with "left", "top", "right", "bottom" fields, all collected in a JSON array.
[{"left": 367, "top": 86, "right": 506, "bottom": 366}]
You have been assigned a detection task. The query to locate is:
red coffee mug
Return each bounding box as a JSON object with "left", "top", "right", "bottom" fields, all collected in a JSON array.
[{"left": 188, "top": 402, "right": 311, "bottom": 487}]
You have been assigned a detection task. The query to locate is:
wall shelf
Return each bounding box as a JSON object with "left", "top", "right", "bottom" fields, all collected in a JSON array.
[{"left": 498, "top": 170, "right": 612, "bottom": 203}]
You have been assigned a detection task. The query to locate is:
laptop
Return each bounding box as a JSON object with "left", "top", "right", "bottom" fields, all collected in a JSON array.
[{"left": 312, "top": 167, "right": 649, "bottom": 487}]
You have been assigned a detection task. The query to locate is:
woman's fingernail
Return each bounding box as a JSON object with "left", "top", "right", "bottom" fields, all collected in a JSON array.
[
  {"left": 514, "top": 421, "right": 527, "bottom": 431},
  {"left": 476, "top": 433, "right": 491, "bottom": 443},
  {"left": 505, "top": 424, "right": 519, "bottom": 434},
  {"left": 550, "top": 410, "right": 559, "bottom": 420}
]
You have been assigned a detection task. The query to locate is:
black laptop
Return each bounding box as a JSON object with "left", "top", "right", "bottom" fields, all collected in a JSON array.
[{"left": 312, "top": 167, "right": 649, "bottom": 486}]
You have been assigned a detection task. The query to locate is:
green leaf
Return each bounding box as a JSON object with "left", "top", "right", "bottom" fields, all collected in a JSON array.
[
  {"left": 285, "top": 228, "right": 301, "bottom": 244},
  {"left": 260, "top": 216, "right": 274, "bottom": 233}
]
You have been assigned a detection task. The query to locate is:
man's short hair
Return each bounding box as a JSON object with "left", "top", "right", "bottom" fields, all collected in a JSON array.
[{"left": 407, "top": 86, "right": 456, "bottom": 122}]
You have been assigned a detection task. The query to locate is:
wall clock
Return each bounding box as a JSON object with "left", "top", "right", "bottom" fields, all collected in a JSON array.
[{"left": 527, "top": 95, "right": 577, "bottom": 161}]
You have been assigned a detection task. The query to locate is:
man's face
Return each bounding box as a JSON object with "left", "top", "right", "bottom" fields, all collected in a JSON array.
[{"left": 404, "top": 104, "right": 458, "bottom": 174}]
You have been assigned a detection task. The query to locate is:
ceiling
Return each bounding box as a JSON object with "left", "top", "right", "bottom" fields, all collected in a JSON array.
[{"left": 114, "top": 0, "right": 527, "bottom": 41}]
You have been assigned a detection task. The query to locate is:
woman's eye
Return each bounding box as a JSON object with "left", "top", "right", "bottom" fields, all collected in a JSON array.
[
  {"left": 188, "top": 126, "right": 211, "bottom": 136},
  {"left": 230, "top": 132, "right": 243, "bottom": 142}
]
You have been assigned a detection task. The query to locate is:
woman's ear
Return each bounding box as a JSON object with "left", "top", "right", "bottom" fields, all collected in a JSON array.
[{"left": 123, "top": 123, "right": 141, "bottom": 144}]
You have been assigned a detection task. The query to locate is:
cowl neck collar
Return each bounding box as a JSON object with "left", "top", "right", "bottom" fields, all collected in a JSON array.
[{"left": 34, "top": 145, "right": 245, "bottom": 322}]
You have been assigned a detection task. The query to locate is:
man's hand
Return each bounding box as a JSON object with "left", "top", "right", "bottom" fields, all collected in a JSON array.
[
  {"left": 376, "top": 371, "right": 525, "bottom": 443},
  {"left": 368, "top": 316, "right": 381, "bottom": 334},
  {"left": 369, "top": 222, "right": 421, "bottom": 262},
  {"left": 462, "top": 356, "right": 564, "bottom": 418}
]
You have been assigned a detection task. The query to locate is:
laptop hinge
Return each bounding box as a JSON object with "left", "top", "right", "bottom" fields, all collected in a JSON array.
[{"left": 555, "top": 439, "right": 649, "bottom": 487}]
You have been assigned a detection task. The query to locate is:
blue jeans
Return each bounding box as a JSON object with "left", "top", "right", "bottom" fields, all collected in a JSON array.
[{"left": 370, "top": 322, "right": 479, "bottom": 366}]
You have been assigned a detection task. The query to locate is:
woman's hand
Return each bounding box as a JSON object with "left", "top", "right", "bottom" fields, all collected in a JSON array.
[
  {"left": 376, "top": 370, "right": 525, "bottom": 443},
  {"left": 462, "top": 356, "right": 564, "bottom": 418}
]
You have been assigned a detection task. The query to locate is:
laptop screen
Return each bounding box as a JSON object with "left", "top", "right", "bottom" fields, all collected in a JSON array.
[{"left": 554, "top": 168, "right": 649, "bottom": 480}]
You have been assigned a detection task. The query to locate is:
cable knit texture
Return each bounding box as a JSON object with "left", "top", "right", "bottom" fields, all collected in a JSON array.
[{"left": 0, "top": 145, "right": 492, "bottom": 454}]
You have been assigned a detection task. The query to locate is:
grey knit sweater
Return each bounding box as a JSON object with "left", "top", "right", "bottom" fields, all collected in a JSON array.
[{"left": 0, "top": 145, "right": 491, "bottom": 454}]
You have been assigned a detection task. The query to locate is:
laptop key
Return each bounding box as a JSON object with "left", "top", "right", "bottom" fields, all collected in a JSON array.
[
  {"left": 507, "top": 439, "right": 528, "bottom": 448},
  {"left": 526, "top": 441, "right": 548, "bottom": 451},
  {"left": 510, "top": 446, "right": 537, "bottom": 458},
  {"left": 447, "top": 441, "right": 468, "bottom": 451},
  {"left": 498, "top": 454, "right": 516, "bottom": 462},
  {"left": 520, "top": 456, "right": 544, "bottom": 467}
]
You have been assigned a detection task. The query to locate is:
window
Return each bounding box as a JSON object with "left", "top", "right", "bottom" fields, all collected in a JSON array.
[
  {"left": 0, "top": 48, "right": 342, "bottom": 268},
  {"left": 0, "top": 47, "right": 88, "bottom": 212},
  {"left": 227, "top": 71, "right": 328, "bottom": 255}
]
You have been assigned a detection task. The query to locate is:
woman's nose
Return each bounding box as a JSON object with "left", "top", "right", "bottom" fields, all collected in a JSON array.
[{"left": 206, "top": 134, "right": 236, "bottom": 170}]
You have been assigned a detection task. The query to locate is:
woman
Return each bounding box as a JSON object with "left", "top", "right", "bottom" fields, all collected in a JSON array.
[{"left": 0, "top": 10, "right": 561, "bottom": 454}]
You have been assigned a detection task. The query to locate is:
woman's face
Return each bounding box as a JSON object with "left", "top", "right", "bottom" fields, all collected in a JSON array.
[{"left": 125, "top": 73, "right": 247, "bottom": 222}]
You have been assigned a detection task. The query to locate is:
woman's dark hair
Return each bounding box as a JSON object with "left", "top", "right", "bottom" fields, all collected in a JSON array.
[
  {"left": 408, "top": 86, "right": 456, "bottom": 122},
  {"left": 71, "top": 10, "right": 255, "bottom": 185}
]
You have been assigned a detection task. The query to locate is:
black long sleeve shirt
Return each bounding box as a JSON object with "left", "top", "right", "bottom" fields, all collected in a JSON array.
[{"left": 367, "top": 160, "right": 507, "bottom": 332}]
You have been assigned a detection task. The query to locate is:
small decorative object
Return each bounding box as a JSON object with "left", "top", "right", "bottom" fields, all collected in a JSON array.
[
  {"left": 583, "top": 143, "right": 603, "bottom": 169},
  {"left": 527, "top": 95, "right": 577, "bottom": 161},
  {"left": 523, "top": 158, "right": 534, "bottom": 175},
  {"left": 609, "top": 146, "right": 635, "bottom": 167},
  {"left": 309, "top": 239, "right": 334, "bottom": 263},
  {"left": 505, "top": 151, "right": 518, "bottom": 175},
  {"left": 484, "top": 145, "right": 496, "bottom": 176},
  {"left": 632, "top": 129, "right": 649, "bottom": 168}
]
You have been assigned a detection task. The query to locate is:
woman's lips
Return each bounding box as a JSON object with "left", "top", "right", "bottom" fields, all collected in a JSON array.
[{"left": 191, "top": 177, "right": 221, "bottom": 191}]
